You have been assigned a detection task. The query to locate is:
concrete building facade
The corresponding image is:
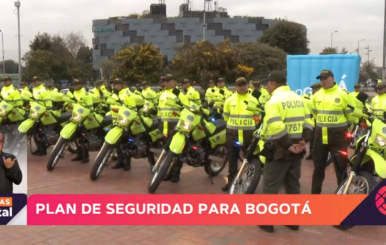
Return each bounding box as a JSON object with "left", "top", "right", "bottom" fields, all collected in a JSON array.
[{"left": 91, "top": 3, "right": 305, "bottom": 71}]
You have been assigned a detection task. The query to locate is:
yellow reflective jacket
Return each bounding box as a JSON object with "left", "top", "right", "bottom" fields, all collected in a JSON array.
[
  {"left": 185, "top": 86, "right": 201, "bottom": 105},
  {"left": 32, "top": 84, "right": 53, "bottom": 110},
  {"left": 142, "top": 87, "right": 158, "bottom": 104},
  {"left": 262, "top": 85, "right": 313, "bottom": 160},
  {"left": 1, "top": 85, "right": 23, "bottom": 107},
  {"left": 370, "top": 93, "right": 386, "bottom": 116},
  {"left": 205, "top": 86, "right": 217, "bottom": 103}
]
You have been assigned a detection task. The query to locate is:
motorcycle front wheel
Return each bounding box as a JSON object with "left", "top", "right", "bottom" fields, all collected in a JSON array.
[
  {"left": 204, "top": 145, "right": 228, "bottom": 176},
  {"left": 148, "top": 151, "right": 174, "bottom": 194},
  {"left": 90, "top": 143, "right": 113, "bottom": 181},
  {"left": 229, "top": 158, "right": 263, "bottom": 194},
  {"left": 333, "top": 171, "right": 377, "bottom": 230},
  {"left": 46, "top": 137, "right": 68, "bottom": 171}
]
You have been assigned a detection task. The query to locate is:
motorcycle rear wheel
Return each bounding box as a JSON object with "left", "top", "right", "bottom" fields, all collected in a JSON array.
[
  {"left": 229, "top": 158, "right": 262, "bottom": 194},
  {"left": 46, "top": 137, "right": 67, "bottom": 171},
  {"left": 148, "top": 151, "right": 174, "bottom": 194},
  {"left": 333, "top": 171, "right": 377, "bottom": 230},
  {"left": 90, "top": 143, "right": 113, "bottom": 181},
  {"left": 204, "top": 145, "right": 228, "bottom": 176}
]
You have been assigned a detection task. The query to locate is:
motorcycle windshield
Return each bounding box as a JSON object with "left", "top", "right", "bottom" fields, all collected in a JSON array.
[
  {"left": 0, "top": 101, "right": 14, "bottom": 116},
  {"left": 72, "top": 104, "right": 91, "bottom": 123},
  {"left": 117, "top": 106, "right": 138, "bottom": 127},
  {"left": 30, "top": 102, "right": 46, "bottom": 119},
  {"left": 178, "top": 108, "right": 200, "bottom": 133},
  {"left": 369, "top": 118, "right": 386, "bottom": 149}
]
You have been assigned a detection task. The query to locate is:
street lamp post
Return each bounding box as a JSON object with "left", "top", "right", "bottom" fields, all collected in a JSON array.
[
  {"left": 0, "top": 30, "right": 5, "bottom": 75},
  {"left": 331, "top": 31, "right": 338, "bottom": 48},
  {"left": 15, "top": 0, "right": 22, "bottom": 84},
  {"left": 357, "top": 39, "right": 365, "bottom": 55}
]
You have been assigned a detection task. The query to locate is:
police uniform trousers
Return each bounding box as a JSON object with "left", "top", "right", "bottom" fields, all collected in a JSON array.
[
  {"left": 311, "top": 127, "right": 348, "bottom": 194},
  {"left": 226, "top": 130, "right": 253, "bottom": 183},
  {"left": 159, "top": 121, "right": 183, "bottom": 178},
  {"left": 263, "top": 155, "right": 302, "bottom": 194}
]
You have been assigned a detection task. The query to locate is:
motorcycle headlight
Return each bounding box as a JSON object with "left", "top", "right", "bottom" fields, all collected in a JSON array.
[
  {"left": 375, "top": 135, "right": 386, "bottom": 147},
  {"left": 73, "top": 113, "right": 82, "bottom": 122},
  {"left": 180, "top": 120, "right": 193, "bottom": 132},
  {"left": 31, "top": 111, "right": 39, "bottom": 118},
  {"left": 0, "top": 109, "right": 6, "bottom": 116},
  {"left": 118, "top": 116, "right": 128, "bottom": 125},
  {"left": 142, "top": 106, "right": 149, "bottom": 113}
]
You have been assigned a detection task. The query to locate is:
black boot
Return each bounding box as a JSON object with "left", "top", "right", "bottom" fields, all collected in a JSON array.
[
  {"left": 71, "top": 154, "right": 82, "bottom": 161},
  {"left": 37, "top": 143, "right": 47, "bottom": 156},
  {"left": 221, "top": 176, "right": 233, "bottom": 192},
  {"left": 80, "top": 147, "right": 89, "bottom": 163},
  {"left": 171, "top": 160, "right": 182, "bottom": 183},
  {"left": 171, "top": 174, "right": 180, "bottom": 183},
  {"left": 31, "top": 135, "right": 40, "bottom": 155},
  {"left": 285, "top": 225, "right": 299, "bottom": 231},
  {"left": 123, "top": 158, "right": 131, "bottom": 171},
  {"left": 112, "top": 158, "right": 124, "bottom": 169},
  {"left": 258, "top": 225, "right": 274, "bottom": 233}
]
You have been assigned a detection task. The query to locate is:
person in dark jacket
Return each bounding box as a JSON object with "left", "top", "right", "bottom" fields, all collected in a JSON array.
[{"left": 0, "top": 132, "right": 22, "bottom": 193}]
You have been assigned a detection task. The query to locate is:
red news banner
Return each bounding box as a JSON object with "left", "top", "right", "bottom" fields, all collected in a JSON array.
[{"left": 27, "top": 194, "right": 365, "bottom": 225}]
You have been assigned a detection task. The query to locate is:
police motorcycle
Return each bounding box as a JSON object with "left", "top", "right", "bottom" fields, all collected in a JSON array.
[
  {"left": 46, "top": 95, "right": 113, "bottom": 171},
  {"left": 90, "top": 99, "right": 163, "bottom": 180},
  {"left": 228, "top": 105, "right": 265, "bottom": 194},
  {"left": 13, "top": 92, "right": 75, "bottom": 157},
  {"left": 0, "top": 97, "right": 28, "bottom": 151},
  {"left": 148, "top": 98, "right": 228, "bottom": 194}
]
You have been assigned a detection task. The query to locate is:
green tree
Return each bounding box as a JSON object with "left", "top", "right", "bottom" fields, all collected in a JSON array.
[
  {"left": 23, "top": 50, "right": 56, "bottom": 80},
  {"left": 170, "top": 39, "right": 254, "bottom": 89},
  {"left": 112, "top": 43, "right": 164, "bottom": 84},
  {"left": 0, "top": 60, "right": 20, "bottom": 74},
  {"left": 234, "top": 42, "right": 287, "bottom": 77},
  {"left": 259, "top": 20, "right": 310, "bottom": 55},
  {"left": 320, "top": 47, "right": 348, "bottom": 54},
  {"left": 359, "top": 59, "right": 378, "bottom": 83}
]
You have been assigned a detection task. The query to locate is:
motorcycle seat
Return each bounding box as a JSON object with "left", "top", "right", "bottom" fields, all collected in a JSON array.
[
  {"left": 148, "top": 118, "right": 160, "bottom": 131},
  {"left": 54, "top": 111, "right": 72, "bottom": 124},
  {"left": 100, "top": 115, "right": 113, "bottom": 128},
  {"left": 212, "top": 119, "right": 226, "bottom": 135}
]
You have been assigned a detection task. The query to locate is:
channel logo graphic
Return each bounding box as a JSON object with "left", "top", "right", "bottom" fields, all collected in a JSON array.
[
  {"left": 0, "top": 197, "right": 13, "bottom": 217},
  {"left": 375, "top": 186, "right": 386, "bottom": 215},
  {"left": 0, "top": 194, "right": 27, "bottom": 225}
]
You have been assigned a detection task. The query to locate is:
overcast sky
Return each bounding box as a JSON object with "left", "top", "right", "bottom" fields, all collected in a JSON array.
[{"left": 0, "top": 0, "right": 384, "bottom": 67}]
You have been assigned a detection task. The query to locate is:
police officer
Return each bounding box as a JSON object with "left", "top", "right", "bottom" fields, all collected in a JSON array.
[
  {"left": 249, "top": 80, "right": 262, "bottom": 101},
  {"left": 258, "top": 71, "right": 313, "bottom": 233},
  {"left": 134, "top": 84, "right": 142, "bottom": 95},
  {"left": 70, "top": 79, "right": 94, "bottom": 163},
  {"left": 205, "top": 80, "right": 217, "bottom": 103},
  {"left": 182, "top": 79, "right": 201, "bottom": 105},
  {"left": 91, "top": 80, "right": 104, "bottom": 99},
  {"left": 255, "top": 80, "right": 270, "bottom": 108},
  {"left": 19, "top": 81, "right": 33, "bottom": 98},
  {"left": 45, "top": 81, "right": 58, "bottom": 92},
  {"left": 158, "top": 74, "right": 188, "bottom": 182},
  {"left": 141, "top": 81, "right": 158, "bottom": 104},
  {"left": 1, "top": 76, "right": 23, "bottom": 107},
  {"left": 212, "top": 78, "right": 233, "bottom": 114},
  {"left": 221, "top": 77, "right": 261, "bottom": 191},
  {"left": 30, "top": 76, "right": 53, "bottom": 156},
  {"left": 303, "top": 83, "right": 321, "bottom": 160},
  {"left": 311, "top": 70, "right": 360, "bottom": 194},
  {"left": 369, "top": 82, "right": 386, "bottom": 116},
  {"left": 110, "top": 78, "right": 137, "bottom": 170},
  {"left": 351, "top": 84, "right": 361, "bottom": 97}
]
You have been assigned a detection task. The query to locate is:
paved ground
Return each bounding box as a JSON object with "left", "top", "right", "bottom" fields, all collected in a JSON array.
[{"left": 4, "top": 144, "right": 386, "bottom": 245}]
